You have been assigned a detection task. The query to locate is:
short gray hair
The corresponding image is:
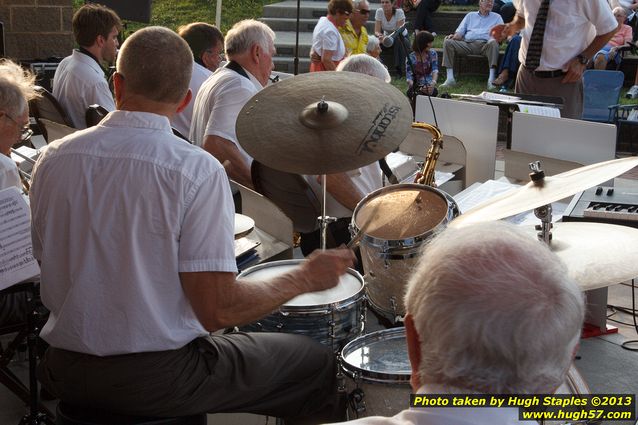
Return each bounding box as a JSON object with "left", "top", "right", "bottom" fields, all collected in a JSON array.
[
  {"left": 117, "top": 26, "right": 193, "bottom": 104},
  {"left": 336, "top": 54, "right": 391, "bottom": 82},
  {"left": 0, "top": 59, "right": 39, "bottom": 117},
  {"left": 405, "top": 221, "right": 584, "bottom": 394},
  {"left": 366, "top": 35, "right": 380, "bottom": 53},
  {"left": 225, "top": 20, "right": 276, "bottom": 58}
]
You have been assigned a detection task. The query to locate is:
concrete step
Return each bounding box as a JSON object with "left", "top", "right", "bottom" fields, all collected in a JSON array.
[
  {"left": 263, "top": 1, "right": 330, "bottom": 19},
  {"left": 262, "top": 16, "right": 376, "bottom": 33},
  {"left": 274, "top": 31, "right": 313, "bottom": 58},
  {"left": 273, "top": 56, "right": 311, "bottom": 74}
]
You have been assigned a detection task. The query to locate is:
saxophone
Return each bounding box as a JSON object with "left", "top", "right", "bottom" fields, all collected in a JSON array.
[{"left": 411, "top": 122, "right": 443, "bottom": 187}]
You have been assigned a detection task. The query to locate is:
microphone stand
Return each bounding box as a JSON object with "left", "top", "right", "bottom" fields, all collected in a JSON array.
[
  {"left": 294, "top": 0, "right": 301, "bottom": 75},
  {"left": 399, "top": 31, "right": 419, "bottom": 119}
]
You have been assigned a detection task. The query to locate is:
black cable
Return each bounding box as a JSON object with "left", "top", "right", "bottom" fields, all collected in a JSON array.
[{"left": 620, "top": 279, "right": 638, "bottom": 351}]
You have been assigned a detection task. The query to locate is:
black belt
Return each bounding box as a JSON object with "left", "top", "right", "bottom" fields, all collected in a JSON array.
[{"left": 524, "top": 66, "right": 565, "bottom": 79}]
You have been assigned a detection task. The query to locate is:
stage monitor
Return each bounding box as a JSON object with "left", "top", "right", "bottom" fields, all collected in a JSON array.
[{"left": 85, "top": 0, "right": 151, "bottom": 23}]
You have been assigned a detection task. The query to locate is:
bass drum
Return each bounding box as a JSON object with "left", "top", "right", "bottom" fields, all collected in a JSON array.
[
  {"left": 239, "top": 259, "right": 365, "bottom": 352},
  {"left": 340, "top": 327, "right": 590, "bottom": 422},
  {"left": 351, "top": 184, "right": 457, "bottom": 322}
]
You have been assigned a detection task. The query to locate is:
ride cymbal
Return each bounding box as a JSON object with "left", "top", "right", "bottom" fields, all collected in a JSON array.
[
  {"left": 520, "top": 222, "right": 638, "bottom": 291},
  {"left": 451, "top": 157, "right": 638, "bottom": 227},
  {"left": 236, "top": 71, "right": 412, "bottom": 175}
]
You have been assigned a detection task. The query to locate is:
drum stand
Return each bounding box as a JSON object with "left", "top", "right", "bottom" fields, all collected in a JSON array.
[
  {"left": 318, "top": 174, "right": 336, "bottom": 250},
  {"left": 0, "top": 283, "right": 54, "bottom": 425},
  {"left": 529, "top": 162, "right": 553, "bottom": 244}
]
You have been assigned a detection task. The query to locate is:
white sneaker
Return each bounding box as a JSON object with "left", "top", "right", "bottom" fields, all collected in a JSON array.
[
  {"left": 487, "top": 80, "right": 496, "bottom": 90},
  {"left": 626, "top": 85, "right": 638, "bottom": 99},
  {"left": 440, "top": 79, "right": 456, "bottom": 87}
]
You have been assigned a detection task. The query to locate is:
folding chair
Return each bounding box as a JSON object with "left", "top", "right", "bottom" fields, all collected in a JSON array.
[
  {"left": 582, "top": 70, "right": 625, "bottom": 123},
  {"left": 29, "top": 86, "right": 74, "bottom": 142}
]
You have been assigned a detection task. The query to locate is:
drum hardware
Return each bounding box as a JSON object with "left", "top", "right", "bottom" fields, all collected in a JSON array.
[
  {"left": 529, "top": 161, "right": 554, "bottom": 244},
  {"left": 451, "top": 156, "right": 638, "bottom": 228}
]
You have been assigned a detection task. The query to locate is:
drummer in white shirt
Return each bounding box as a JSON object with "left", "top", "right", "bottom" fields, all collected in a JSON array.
[{"left": 329, "top": 221, "right": 585, "bottom": 425}]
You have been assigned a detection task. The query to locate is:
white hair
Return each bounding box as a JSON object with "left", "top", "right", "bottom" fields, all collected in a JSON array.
[
  {"left": 336, "top": 53, "right": 391, "bottom": 82},
  {"left": 0, "top": 59, "right": 39, "bottom": 117},
  {"left": 366, "top": 35, "right": 381, "bottom": 54},
  {"left": 225, "top": 19, "right": 276, "bottom": 58},
  {"left": 612, "top": 6, "right": 628, "bottom": 16},
  {"left": 404, "top": 221, "right": 584, "bottom": 394}
]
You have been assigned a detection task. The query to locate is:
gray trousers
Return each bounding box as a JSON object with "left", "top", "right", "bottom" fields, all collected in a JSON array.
[
  {"left": 515, "top": 66, "right": 583, "bottom": 120},
  {"left": 442, "top": 39, "right": 500, "bottom": 69},
  {"left": 38, "top": 332, "right": 344, "bottom": 424}
]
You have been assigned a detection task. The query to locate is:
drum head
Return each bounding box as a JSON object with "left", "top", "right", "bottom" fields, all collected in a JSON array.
[
  {"left": 354, "top": 185, "right": 448, "bottom": 240},
  {"left": 239, "top": 260, "right": 363, "bottom": 307},
  {"left": 341, "top": 327, "right": 411, "bottom": 384}
]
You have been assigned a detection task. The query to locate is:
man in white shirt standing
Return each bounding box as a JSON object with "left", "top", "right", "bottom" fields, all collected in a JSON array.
[
  {"left": 332, "top": 222, "right": 585, "bottom": 424},
  {"left": 171, "top": 22, "right": 224, "bottom": 138},
  {"left": 52, "top": 4, "right": 121, "bottom": 129},
  {"left": 190, "top": 19, "right": 275, "bottom": 189},
  {"left": 31, "top": 26, "right": 354, "bottom": 422}
]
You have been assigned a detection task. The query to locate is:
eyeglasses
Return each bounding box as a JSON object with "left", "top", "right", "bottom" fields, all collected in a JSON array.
[
  {"left": 205, "top": 49, "right": 225, "bottom": 61},
  {"left": 358, "top": 9, "right": 370, "bottom": 14},
  {"left": 2, "top": 113, "right": 32, "bottom": 142}
]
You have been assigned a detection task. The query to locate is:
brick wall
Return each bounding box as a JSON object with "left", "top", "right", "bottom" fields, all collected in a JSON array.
[{"left": 0, "top": 0, "right": 74, "bottom": 61}]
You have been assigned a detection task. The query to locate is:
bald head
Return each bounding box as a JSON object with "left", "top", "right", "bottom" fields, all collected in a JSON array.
[{"left": 116, "top": 26, "right": 193, "bottom": 105}]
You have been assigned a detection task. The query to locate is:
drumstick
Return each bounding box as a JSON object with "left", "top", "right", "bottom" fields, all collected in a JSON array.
[{"left": 347, "top": 199, "right": 385, "bottom": 249}]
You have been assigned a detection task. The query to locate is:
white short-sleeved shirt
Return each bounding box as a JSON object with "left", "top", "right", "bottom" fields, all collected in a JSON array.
[
  {"left": 0, "top": 154, "right": 21, "bottom": 191},
  {"left": 375, "top": 8, "right": 406, "bottom": 35},
  {"left": 30, "top": 111, "right": 236, "bottom": 356},
  {"left": 312, "top": 16, "right": 347, "bottom": 61},
  {"left": 170, "top": 62, "right": 212, "bottom": 138},
  {"left": 305, "top": 163, "right": 383, "bottom": 219},
  {"left": 189, "top": 66, "right": 263, "bottom": 168},
  {"left": 52, "top": 50, "right": 116, "bottom": 129},
  {"left": 515, "top": 0, "right": 617, "bottom": 71}
]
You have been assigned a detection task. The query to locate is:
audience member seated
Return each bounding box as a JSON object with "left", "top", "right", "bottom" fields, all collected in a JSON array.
[
  {"left": 311, "top": 0, "right": 352, "bottom": 72},
  {"left": 339, "top": 0, "right": 370, "bottom": 55},
  {"left": 440, "top": 0, "right": 503, "bottom": 89},
  {"left": 375, "top": 0, "right": 408, "bottom": 76},
  {"left": 593, "top": 7, "right": 633, "bottom": 69},
  {"left": 331, "top": 221, "right": 585, "bottom": 424},
  {"left": 190, "top": 20, "right": 276, "bottom": 190},
  {"left": 611, "top": 0, "right": 638, "bottom": 41},
  {"left": 170, "top": 22, "right": 224, "bottom": 139},
  {"left": 406, "top": 31, "right": 439, "bottom": 99},
  {"left": 52, "top": 4, "right": 122, "bottom": 129},
  {"left": 412, "top": 0, "right": 441, "bottom": 35},
  {"left": 31, "top": 25, "right": 354, "bottom": 423},
  {"left": 366, "top": 35, "right": 382, "bottom": 59},
  {"left": 492, "top": 33, "right": 521, "bottom": 90},
  {"left": 301, "top": 54, "right": 389, "bottom": 256},
  {"left": 0, "top": 59, "right": 39, "bottom": 328},
  {"left": 492, "top": 0, "right": 516, "bottom": 23}
]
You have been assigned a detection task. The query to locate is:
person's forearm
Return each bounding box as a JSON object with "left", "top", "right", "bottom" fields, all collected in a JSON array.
[
  {"left": 202, "top": 135, "right": 253, "bottom": 189},
  {"left": 325, "top": 173, "right": 364, "bottom": 211}
]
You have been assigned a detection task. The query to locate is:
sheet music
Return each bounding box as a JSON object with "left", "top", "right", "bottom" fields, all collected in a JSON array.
[
  {"left": 0, "top": 187, "right": 40, "bottom": 290},
  {"left": 517, "top": 104, "right": 561, "bottom": 118}
]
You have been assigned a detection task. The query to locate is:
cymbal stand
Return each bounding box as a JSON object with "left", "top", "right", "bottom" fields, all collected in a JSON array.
[
  {"left": 20, "top": 284, "right": 54, "bottom": 425},
  {"left": 319, "top": 174, "right": 336, "bottom": 250},
  {"left": 529, "top": 161, "right": 553, "bottom": 245}
]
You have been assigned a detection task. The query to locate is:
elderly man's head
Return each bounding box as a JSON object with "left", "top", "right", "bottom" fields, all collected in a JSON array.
[
  {"left": 350, "top": 0, "right": 371, "bottom": 29},
  {"left": 478, "top": 0, "right": 494, "bottom": 15},
  {"left": 404, "top": 222, "right": 584, "bottom": 394},
  {"left": 224, "top": 20, "right": 276, "bottom": 87},
  {"left": 115, "top": 26, "right": 193, "bottom": 110},
  {"left": 178, "top": 22, "right": 225, "bottom": 72},
  {"left": 0, "top": 60, "right": 38, "bottom": 155},
  {"left": 336, "top": 53, "right": 391, "bottom": 82}
]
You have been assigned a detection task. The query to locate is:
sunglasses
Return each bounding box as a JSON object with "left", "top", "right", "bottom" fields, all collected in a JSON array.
[{"left": 358, "top": 8, "right": 370, "bottom": 14}]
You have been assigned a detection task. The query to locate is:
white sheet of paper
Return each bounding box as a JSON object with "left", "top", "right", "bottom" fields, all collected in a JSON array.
[
  {"left": 0, "top": 187, "right": 40, "bottom": 290},
  {"left": 517, "top": 104, "right": 561, "bottom": 118}
]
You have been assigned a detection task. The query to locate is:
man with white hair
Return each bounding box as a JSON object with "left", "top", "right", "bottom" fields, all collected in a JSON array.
[
  {"left": 190, "top": 19, "right": 275, "bottom": 189},
  {"left": 0, "top": 59, "right": 39, "bottom": 328},
  {"left": 332, "top": 221, "right": 585, "bottom": 424},
  {"left": 31, "top": 26, "right": 353, "bottom": 422}
]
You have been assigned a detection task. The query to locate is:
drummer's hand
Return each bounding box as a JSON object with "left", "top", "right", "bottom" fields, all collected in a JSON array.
[{"left": 296, "top": 248, "right": 356, "bottom": 293}]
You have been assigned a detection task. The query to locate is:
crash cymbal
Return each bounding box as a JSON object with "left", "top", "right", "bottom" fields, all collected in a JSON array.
[
  {"left": 451, "top": 157, "right": 638, "bottom": 228},
  {"left": 520, "top": 222, "right": 638, "bottom": 291},
  {"left": 236, "top": 71, "right": 412, "bottom": 175}
]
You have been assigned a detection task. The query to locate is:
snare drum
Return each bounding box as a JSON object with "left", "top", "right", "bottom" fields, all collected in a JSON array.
[
  {"left": 340, "top": 328, "right": 590, "bottom": 422},
  {"left": 351, "top": 184, "right": 457, "bottom": 321},
  {"left": 239, "top": 259, "right": 365, "bottom": 351}
]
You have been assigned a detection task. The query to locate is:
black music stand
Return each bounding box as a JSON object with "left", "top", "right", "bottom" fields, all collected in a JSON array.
[{"left": 0, "top": 282, "right": 54, "bottom": 424}]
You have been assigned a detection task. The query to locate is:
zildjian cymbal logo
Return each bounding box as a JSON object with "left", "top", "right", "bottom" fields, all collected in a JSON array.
[{"left": 357, "top": 104, "right": 401, "bottom": 155}]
